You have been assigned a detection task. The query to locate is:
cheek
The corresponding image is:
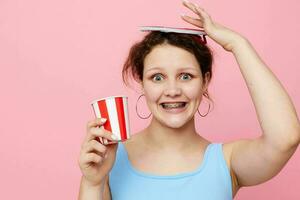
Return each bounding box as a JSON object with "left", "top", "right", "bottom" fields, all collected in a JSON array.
[
  {"left": 143, "top": 84, "right": 162, "bottom": 102},
  {"left": 183, "top": 83, "right": 203, "bottom": 100}
]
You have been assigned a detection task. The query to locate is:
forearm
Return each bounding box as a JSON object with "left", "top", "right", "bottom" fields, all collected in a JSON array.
[
  {"left": 231, "top": 38, "right": 300, "bottom": 149},
  {"left": 78, "top": 176, "right": 105, "bottom": 200}
]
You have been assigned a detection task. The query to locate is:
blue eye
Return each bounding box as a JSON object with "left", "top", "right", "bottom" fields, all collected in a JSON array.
[
  {"left": 180, "top": 73, "right": 192, "bottom": 80},
  {"left": 152, "top": 74, "right": 163, "bottom": 82}
]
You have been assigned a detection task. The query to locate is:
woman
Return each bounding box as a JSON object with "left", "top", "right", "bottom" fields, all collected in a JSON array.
[{"left": 78, "top": 0, "right": 300, "bottom": 199}]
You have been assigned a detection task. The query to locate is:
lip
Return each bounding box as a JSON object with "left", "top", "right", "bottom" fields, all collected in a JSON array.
[{"left": 159, "top": 101, "right": 188, "bottom": 104}]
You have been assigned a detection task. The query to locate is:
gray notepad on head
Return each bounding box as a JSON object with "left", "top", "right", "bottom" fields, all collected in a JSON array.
[{"left": 139, "top": 26, "right": 206, "bottom": 36}]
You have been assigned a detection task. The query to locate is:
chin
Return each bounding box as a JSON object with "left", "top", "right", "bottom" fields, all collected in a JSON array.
[{"left": 159, "top": 116, "right": 190, "bottom": 129}]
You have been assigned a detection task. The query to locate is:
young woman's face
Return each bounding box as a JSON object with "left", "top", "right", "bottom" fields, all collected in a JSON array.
[{"left": 142, "top": 44, "right": 208, "bottom": 128}]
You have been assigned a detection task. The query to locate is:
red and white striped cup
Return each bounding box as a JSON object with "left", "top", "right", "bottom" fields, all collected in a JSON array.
[{"left": 91, "top": 95, "right": 131, "bottom": 145}]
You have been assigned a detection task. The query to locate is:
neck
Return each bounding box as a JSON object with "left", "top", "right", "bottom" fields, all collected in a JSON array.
[{"left": 143, "top": 116, "right": 202, "bottom": 152}]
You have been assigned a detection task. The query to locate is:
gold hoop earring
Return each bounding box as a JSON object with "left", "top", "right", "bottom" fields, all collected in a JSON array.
[
  {"left": 135, "top": 94, "right": 152, "bottom": 119},
  {"left": 197, "top": 97, "right": 211, "bottom": 117}
]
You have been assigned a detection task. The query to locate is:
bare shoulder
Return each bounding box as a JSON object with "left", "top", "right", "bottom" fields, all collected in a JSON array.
[{"left": 223, "top": 137, "right": 299, "bottom": 188}]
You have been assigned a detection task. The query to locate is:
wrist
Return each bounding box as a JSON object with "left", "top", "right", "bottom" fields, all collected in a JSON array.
[
  {"left": 81, "top": 176, "right": 105, "bottom": 189},
  {"left": 79, "top": 176, "right": 106, "bottom": 199}
]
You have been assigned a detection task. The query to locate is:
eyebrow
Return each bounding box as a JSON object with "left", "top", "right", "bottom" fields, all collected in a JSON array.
[{"left": 145, "top": 67, "right": 199, "bottom": 73}]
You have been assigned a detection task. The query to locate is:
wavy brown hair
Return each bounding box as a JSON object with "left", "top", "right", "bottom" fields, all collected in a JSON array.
[{"left": 122, "top": 31, "right": 214, "bottom": 102}]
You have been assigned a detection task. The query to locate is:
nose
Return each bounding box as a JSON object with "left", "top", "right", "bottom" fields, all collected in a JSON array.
[{"left": 163, "top": 80, "right": 182, "bottom": 97}]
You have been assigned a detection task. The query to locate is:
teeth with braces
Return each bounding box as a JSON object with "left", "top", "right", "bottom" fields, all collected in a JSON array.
[{"left": 162, "top": 102, "right": 186, "bottom": 108}]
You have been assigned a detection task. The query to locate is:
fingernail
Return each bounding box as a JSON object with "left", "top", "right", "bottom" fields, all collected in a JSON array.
[
  {"left": 100, "top": 118, "right": 107, "bottom": 123},
  {"left": 183, "top": 0, "right": 190, "bottom": 3},
  {"left": 111, "top": 134, "right": 118, "bottom": 140},
  {"left": 181, "top": 13, "right": 186, "bottom": 17}
]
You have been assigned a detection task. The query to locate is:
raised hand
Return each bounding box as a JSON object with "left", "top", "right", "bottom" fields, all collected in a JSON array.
[{"left": 181, "top": 0, "right": 246, "bottom": 52}]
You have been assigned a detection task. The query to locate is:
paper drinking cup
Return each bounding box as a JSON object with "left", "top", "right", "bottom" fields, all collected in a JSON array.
[{"left": 91, "top": 95, "right": 131, "bottom": 145}]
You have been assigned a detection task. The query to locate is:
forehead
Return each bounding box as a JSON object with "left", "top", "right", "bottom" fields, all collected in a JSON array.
[{"left": 143, "top": 44, "right": 200, "bottom": 73}]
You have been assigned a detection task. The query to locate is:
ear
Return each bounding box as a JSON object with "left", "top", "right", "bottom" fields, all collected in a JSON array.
[
  {"left": 139, "top": 81, "right": 145, "bottom": 93},
  {"left": 202, "top": 72, "right": 211, "bottom": 92}
]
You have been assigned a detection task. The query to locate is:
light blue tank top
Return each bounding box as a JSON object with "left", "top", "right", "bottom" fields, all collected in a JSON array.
[{"left": 109, "top": 142, "right": 233, "bottom": 200}]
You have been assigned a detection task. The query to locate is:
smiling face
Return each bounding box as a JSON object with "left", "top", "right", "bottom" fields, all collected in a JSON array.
[{"left": 142, "top": 43, "right": 209, "bottom": 128}]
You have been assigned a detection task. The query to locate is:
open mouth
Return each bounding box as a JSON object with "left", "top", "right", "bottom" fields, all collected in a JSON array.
[{"left": 160, "top": 102, "right": 187, "bottom": 110}]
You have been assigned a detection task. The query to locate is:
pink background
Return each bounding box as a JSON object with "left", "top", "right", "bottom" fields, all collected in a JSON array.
[{"left": 1, "top": 0, "right": 299, "bottom": 199}]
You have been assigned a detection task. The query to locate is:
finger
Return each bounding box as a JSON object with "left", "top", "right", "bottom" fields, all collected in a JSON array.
[
  {"left": 182, "top": 0, "right": 211, "bottom": 21},
  {"left": 81, "top": 152, "right": 103, "bottom": 166},
  {"left": 86, "top": 118, "right": 107, "bottom": 131},
  {"left": 82, "top": 139, "right": 108, "bottom": 156},
  {"left": 182, "top": 0, "right": 202, "bottom": 16},
  {"left": 83, "top": 126, "right": 118, "bottom": 145},
  {"left": 194, "top": 5, "right": 212, "bottom": 21},
  {"left": 181, "top": 14, "right": 204, "bottom": 28}
]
